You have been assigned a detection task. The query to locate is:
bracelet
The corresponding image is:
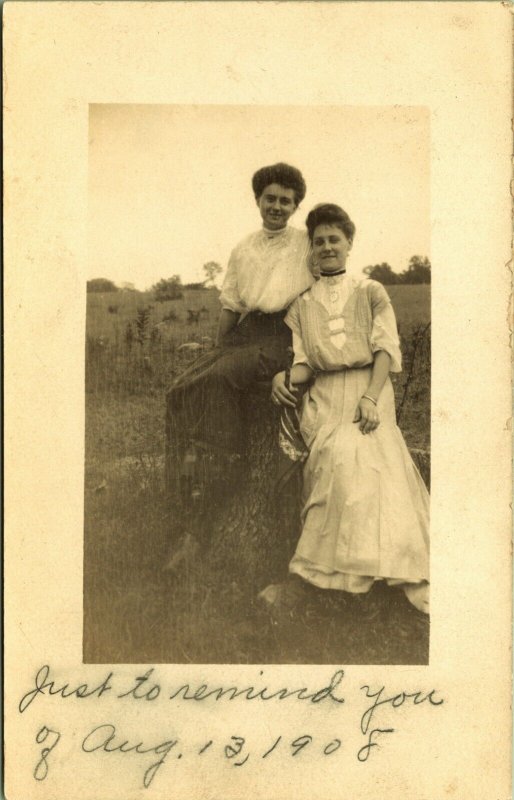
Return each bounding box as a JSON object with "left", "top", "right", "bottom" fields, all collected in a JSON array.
[{"left": 362, "top": 394, "right": 377, "bottom": 406}]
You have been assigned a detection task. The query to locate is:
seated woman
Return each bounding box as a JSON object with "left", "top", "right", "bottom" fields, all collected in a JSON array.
[
  {"left": 166, "top": 163, "right": 313, "bottom": 520},
  {"left": 267, "top": 203, "right": 430, "bottom": 613}
]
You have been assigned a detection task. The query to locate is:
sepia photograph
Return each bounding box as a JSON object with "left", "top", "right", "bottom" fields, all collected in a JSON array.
[
  {"left": 84, "top": 104, "right": 431, "bottom": 665},
  {"left": 5, "top": 4, "right": 511, "bottom": 798}
]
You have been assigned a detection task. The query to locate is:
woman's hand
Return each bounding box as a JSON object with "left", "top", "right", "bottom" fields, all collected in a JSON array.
[
  {"left": 353, "top": 397, "right": 380, "bottom": 434},
  {"left": 271, "top": 371, "right": 298, "bottom": 408}
]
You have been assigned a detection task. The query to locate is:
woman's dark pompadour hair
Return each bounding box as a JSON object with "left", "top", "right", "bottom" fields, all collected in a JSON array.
[
  {"left": 305, "top": 203, "right": 356, "bottom": 243},
  {"left": 252, "top": 163, "right": 307, "bottom": 206}
]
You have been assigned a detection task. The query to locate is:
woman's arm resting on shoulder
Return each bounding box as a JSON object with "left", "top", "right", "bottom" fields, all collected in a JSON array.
[
  {"left": 353, "top": 350, "right": 391, "bottom": 434},
  {"left": 216, "top": 308, "right": 240, "bottom": 346}
]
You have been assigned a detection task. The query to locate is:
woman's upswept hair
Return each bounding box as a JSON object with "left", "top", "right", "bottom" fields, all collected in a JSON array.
[
  {"left": 252, "top": 163, "right": 306, "bottom": 206},
  {"left": 306, "top": 204, "right": 356, "bottom": 243}
]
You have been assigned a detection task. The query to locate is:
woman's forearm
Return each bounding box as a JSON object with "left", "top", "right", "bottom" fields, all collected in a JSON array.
[
  {"left": 290, "top": 363, "right": 314, "bottom": 385},
  {"left": 216, "top": 308, "right": 240, "bottom": 345},
  {"left": 365, "top": 350, "right": 391, "bottom": 401}
]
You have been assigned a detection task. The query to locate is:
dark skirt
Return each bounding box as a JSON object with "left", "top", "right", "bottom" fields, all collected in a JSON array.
[{"left": 166, "top": 311, "right": 292, "bottom": 501}]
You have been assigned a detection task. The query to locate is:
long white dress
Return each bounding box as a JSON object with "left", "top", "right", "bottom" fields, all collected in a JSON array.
[{"left": 285, "top": 273, "right": 429, "bottom": 613}]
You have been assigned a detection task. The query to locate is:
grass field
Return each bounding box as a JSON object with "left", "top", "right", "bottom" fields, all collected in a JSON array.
[
  {"left": 84, "top": 283, "right": 431, "bottom": 664},
  {"left": 86, "top": 283, "right": 430, "bottom": 344}
]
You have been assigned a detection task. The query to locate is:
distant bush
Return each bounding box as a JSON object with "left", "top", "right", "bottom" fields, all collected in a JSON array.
[
  {"left": 399, "top": 256, "right": 431, "bottom": 285},
  {"left": 152, "top": 276, "right": 183, "bottom": 302},
  {"left": 363, "top": 263, "right": 399, "bottom": 284},
  {"left": 183, "top": 282, "right": 205, "bottom": 291},
  {"left": 187, "top": 309, "right": 201, "bottom": 325},
  {"left": 364, "top": 257, "right": 431, "bottom": 285},
  {"left": 87, "top": 278, "right": 118, "bottom": 293}
]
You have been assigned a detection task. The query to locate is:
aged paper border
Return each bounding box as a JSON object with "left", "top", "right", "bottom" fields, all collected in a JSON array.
[{"left": 4, "top": 3, "right": 512, "bottom": 798}]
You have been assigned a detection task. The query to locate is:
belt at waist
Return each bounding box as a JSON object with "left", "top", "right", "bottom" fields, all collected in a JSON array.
[{"left": 235, "top": 309, "right": 289, "bottom": 339}]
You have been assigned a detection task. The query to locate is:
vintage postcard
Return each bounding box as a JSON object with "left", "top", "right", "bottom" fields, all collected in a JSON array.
[{"left": 4, "top": 2, "right": 511, "bottom": 798}]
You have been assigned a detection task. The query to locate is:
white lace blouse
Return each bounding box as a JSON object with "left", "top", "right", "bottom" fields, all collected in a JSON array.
[{"left": 219, "top": 226, "right": 313, "bottom": 315}]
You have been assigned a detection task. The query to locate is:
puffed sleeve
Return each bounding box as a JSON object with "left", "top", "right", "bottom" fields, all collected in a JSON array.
[
  {"left": 368, "top": 281, "right": 402, "bottom": 372},
  {"left": 219, "top": 249, "right": 246, "bottom": 313}
]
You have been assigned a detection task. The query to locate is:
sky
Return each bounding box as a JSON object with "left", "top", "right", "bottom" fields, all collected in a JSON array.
[{"left": 88, "top": 104, "right": 430, "bottom": 290}]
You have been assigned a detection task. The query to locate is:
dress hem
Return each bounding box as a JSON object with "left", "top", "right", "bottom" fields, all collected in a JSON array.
[{"left": 289, "top": 560, "right": 430, "bottom": 613}]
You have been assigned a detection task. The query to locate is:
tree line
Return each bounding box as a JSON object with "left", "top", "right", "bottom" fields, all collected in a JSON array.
[
  {"left": 363, "top": 256, "right": 431, "bottom": 285},
  {"left": 87, "top": 261, "right": 223, "bottom": 298},
  {"left": 87, "top": 256, "right": 430, "bottom": 295}
]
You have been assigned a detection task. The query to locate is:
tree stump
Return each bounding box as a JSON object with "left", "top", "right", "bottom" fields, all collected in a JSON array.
[{"left": 207, "top": 388, "right": 302, "bottom": 590}]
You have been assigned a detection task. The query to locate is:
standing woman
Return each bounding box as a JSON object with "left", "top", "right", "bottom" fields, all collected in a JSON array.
[
  {"left": 166, "top": 163, "right": 313, "bottom": 514},
  {"left": 270, "top": 203, "right": 429, "bottom": 613}
]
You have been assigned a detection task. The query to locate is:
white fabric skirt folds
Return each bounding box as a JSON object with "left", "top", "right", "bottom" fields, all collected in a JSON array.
[{"left": 289, "top": 367, "right": 429, "bottom": 612}]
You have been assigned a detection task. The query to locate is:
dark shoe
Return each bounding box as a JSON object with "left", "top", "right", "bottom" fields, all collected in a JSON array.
[{"left": 258, "top": 575, "right": 310, "bottom": 616}]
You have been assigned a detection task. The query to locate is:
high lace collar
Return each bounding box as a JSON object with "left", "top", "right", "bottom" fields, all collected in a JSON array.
[{"left": 262, "top": 224, "right": 290, "bottom": 240}]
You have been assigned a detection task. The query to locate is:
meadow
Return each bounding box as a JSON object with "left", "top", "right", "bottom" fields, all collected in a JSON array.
[{"left": 84, "top": 284, "right": 431, "bottom": 664}]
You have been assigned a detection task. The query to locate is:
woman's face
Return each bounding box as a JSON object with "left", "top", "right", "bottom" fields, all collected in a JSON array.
[
  {"left": 312, "top": 224, "right": 352, "bottom": 272},
  {"left": 257, "top": 183, "right": 297, "bottom": 230}
]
